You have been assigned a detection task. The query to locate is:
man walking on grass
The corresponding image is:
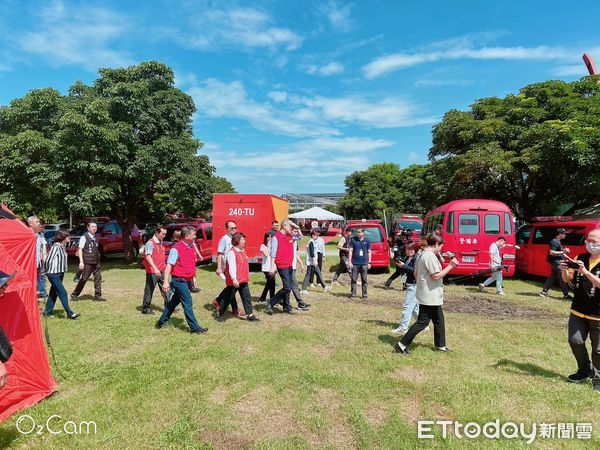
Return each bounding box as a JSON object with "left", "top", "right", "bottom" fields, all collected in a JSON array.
[
  {"left": 157, "top": 225, "right": 207, "bottom": 334},
  {"left": 141, "top": 227, "right": 168, "bottom": 314},
  {"left": 348, "top": 228, "right": 371, "bottom": 299},
  {"left": 71, "top": 222, "right": 105, "bottom": 301}
]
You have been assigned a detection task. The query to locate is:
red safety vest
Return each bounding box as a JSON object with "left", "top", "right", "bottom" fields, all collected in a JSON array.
[
  {"left": 274, "top": 231, "right": 294, "bottom": 269},
  {"left": 171, "top": 240, "right": 196, "bottom": 280},
  {"left": 225, "top": 247, "right": 249, "bottom": 286},
  {"left": 143, "top": 238, "right": 166, "bottom": 274}
]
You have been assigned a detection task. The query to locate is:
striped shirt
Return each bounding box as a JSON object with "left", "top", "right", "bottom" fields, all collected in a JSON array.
[{"left": 45, "top": 243, "right": 68, "bottom": 274}]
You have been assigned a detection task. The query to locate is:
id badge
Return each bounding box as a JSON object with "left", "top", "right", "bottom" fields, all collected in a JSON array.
[{"left": 359, "top": 249, "right": 363, "bottom": 257}]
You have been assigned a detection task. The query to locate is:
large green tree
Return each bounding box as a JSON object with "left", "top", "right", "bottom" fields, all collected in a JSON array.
[
  {"left": 0, "top": 61, "right": 230, "bottom": 260},
  {"left": 430, "top": 77, "right": 600, "bottom": 218}
]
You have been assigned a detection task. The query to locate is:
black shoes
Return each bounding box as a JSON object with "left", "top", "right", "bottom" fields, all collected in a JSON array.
[
  {"left": 191, "top": 327, "right": 208, "bottom": 334},
  {"left": 190, "top": 287, "right": 201, "bottom": 293},
  {"left": 142, "top": 309, "right": 155, "bottom": 315},
  {"left": 266, "top": 304, "right": 274, "bottom": 315},
  {"left": 68, "top": 313, "right": 80, "bottom": 320},
  {"left": 297, "top": 302, "right": 311, "bottom": 310},
  {"left": 247, "top": 314, "right": 259, "bottom": 321},
  {"left": 567, "top": 371, "right": 592, "bottom": 383},
  {"left": 155, "top": 321, "right": 165, "bottom": 329},
  {"left": 284, "top": 309, "right": 294, "bottom": 314},
  {"left": 70, "top": 293, "right": 79, "bottom": 301},
  {"left": 94, "top": 296, "right": 107, "bottom": 302},
  {"left": 563, "top": 294, "right": 574, "bottom": 300},
  {"left": 394, "top": 342, "right": 409, "bottom": 354},
  {"left": 435, "top": 347, "right": 452, "bottom": 353},
  {"left": 214, "top": 313, "right": 225, "bottom": 322}
]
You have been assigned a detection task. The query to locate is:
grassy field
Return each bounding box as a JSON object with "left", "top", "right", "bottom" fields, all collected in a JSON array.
[{"left": 0, "top": 254, "right": 598, "bottom": 449}]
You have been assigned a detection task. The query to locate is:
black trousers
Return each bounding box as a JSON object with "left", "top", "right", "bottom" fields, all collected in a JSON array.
[
  {"left": 401, "top": 304, "right": 446, "bottom": 348},
  {"left": 385, "top": 264, "right": 404, "bottom": 286},
  {"left": 268, "top": 267, "right": 293, "bottom": 312},
  {"left": 302, "top": 264, "right": 325, "bottom": 289},
  {"left": 332, "top": 255, "right": 351, "bottom": 282},
  {"left": 260, "top": 271, "right": 275, "bottom": 301},
  {"left": 217, "top": 285, "right": 239, "bottom": 311},
  {"left": 142, "top": 272, "right": 168, "bottom": 310},
  {"left": 543, "top": 265, "right": 570, "bottom": 296},
  {"left": 221, "top": 283, "right": 253, "bottom": 316},
  {"left": 568, "top": 313, "right": 600, "bottom": 381},
  {"left": 72, "top": 262, "right": 102, "bottom": 297},
  {"left": 309, "top": 253, "right": 323, "bottom": 283},
  {"left": 350, "top": 264, "right": 368, "bottom": 297}
]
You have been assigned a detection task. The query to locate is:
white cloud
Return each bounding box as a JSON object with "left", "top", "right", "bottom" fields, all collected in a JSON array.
[
  {"left": 319, "top": 1, "right": 353, "bottom": 32},
  {"left": 188, "top": 78, "right": 435, "bottom": 138},
  {"left": 188, "top": 79, "right": 339, "bottom": 137},
  {"left": 363, "top": 43, "right": 575, "bottom": 79},
  {"left": 414, "top": 78, "right": 474, "bottom": 87},
  {"left": 19, "top": 0, "right": 131, "bottom": 70},
  {"left": 407, "top": 151, "right": 420, "bottom": 162},
  {"left": 184, "top": 7, "right": 303, "bottom": 52},
  {"left": 268, "top": 91, "right": 288, "bottom": 103},
  {"left": 305, "top": 62, "right": 345, "bottom": 76}
]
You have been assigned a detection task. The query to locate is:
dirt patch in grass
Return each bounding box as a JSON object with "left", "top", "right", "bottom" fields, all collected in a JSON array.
[
  {"left": 390, "top": 366, "right": 428, "bottom": 384},
  {"left": 201, "top": 430, "right": 254, "bottom": 449},
  {"left": 443, "top": 295, "right": 558, "bottom": 319},
  {"left": 364, "top": 406, "right": 387, "bottom": 428},
  {"left": 399, "top": 394, "right": 422, "bottom": 425},
  {"left": 305, "top": 388, "right": 357, "bottom": 449},
  {"left": 209, "top": 386, "right": 229, "bottom": 405}
]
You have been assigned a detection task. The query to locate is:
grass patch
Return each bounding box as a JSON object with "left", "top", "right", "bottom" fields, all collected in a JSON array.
[{"left": 0, "top": 255, "right": 598, "bottom": 448}]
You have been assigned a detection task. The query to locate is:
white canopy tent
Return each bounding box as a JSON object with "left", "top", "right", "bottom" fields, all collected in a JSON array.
[{"left": 289, "top": 206, "right": 344, "bottom": 221}]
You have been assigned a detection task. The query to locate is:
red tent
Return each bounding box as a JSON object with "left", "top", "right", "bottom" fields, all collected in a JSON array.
[{"left": 0, "top": 206, "right": 56, "bottom": 422}]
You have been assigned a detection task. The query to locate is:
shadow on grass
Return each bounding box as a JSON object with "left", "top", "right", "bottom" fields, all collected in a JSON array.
[
  {"left": 364, "top": 319, "right": 397, "bottom": 328},
  {"left": 0, "top": 426, "right": 21, "bottom": 449},
  {"left": 492, "top": 359, "right": 565, "bottom": 381}
]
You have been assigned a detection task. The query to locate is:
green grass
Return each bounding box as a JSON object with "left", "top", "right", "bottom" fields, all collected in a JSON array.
[{"left": 0, "top": 255, "right": 598, "bottom": 449}]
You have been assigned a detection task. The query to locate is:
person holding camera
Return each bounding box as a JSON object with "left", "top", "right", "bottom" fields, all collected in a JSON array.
[
  {"left": 384, "top": 232, "right": 408, "bottom": 290},
  {"left": 560, "top": 228, "right": 600, "bottom": 391},
  {"left": 394, "top": 234, "right": 458, "bottom": 354},
  {"left": 540, "top": 228, "right": 572, "bottom": 299}
]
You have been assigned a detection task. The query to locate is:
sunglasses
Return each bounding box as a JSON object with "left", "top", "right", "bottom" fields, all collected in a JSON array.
[{"left": 228, "top": 227, "right": 237, "bottom": 230}]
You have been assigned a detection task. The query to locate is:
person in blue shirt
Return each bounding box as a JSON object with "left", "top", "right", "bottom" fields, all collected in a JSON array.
[{"left": 348, "top": 228, "right": 372, "bottom": 299}]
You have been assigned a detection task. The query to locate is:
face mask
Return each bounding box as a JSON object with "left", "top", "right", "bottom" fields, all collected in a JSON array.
[{"left": 586, "top": 242, "right": 600, "bottom": 254}]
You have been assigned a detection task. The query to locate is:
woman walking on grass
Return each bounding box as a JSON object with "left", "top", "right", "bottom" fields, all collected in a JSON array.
[
  {"left": 44, "top": 230, "right": 80, "bottom": 320},
  {"left": 259, "top": 233, "right": 275, "bottom": 302},
  {"left": 394, "top": 234, "right": 458, "bottom": 354},
  {"left": 217, "top": 232, "right": 258, "bottom": 321}
]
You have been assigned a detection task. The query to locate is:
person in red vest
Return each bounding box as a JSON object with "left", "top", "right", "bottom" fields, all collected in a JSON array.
[
  {"left": 156, "top": 225, "right": 207, "bottom": 333},
  {"left": 141, "top": 227, "right": 168, "bottom": 314},
  {"left": 267, "top": 219, "right": 299, "bottom": 314},
  {"left": 216, "top": 232, "right": 258, "bottom": 321}
]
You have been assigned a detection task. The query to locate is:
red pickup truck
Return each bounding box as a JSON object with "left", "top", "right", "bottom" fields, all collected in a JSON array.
[{"left": 66, "top": 221, "right": 142, "bottom": 259}]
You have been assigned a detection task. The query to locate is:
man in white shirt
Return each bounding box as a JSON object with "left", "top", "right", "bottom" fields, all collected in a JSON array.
[
  {"left": 212, "top": 220, "right": 241, "bottom": 316},
  {"left": 27, "top": 216, "right": 47, "bottom": 299},
  {"left": 479, "top": 237, "right": 507, "bottom": 295}
]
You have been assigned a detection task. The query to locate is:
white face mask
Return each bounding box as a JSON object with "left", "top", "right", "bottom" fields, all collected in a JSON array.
[{"left": 586, "top": 241, "right": 600, "bottom": 254}]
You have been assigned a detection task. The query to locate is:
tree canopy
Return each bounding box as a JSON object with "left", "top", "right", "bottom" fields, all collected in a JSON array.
[
  {"left": 341, "top": 76, "right": 600, "bottom": 221},
  {"left": 0, "top": 61, "right": 234, "bottom": 260}
]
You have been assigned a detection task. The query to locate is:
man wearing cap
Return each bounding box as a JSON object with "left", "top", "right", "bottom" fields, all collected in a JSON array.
[
  {"left": 157, "top": 225, "right": 208, "bottom": 334},
  {"left": 540, "top": 228, "right": 573, "bottom": 300}
]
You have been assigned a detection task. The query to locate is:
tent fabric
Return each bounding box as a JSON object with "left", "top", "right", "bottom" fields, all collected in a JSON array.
[
  {"left": 289, "top": 206, "right": 344, "bottom": 221},
  {"left": 0, "top": 206, "right": 56, "bottom": 422}
]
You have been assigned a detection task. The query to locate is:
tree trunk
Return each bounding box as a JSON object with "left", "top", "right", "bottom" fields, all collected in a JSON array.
[{"left": 117, "top": 216, "right": 136, "bottom": 263}]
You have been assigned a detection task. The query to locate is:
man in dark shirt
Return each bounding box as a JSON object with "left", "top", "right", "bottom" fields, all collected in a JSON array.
[
  {"left": 348, "top": 228, "right": 372, "bottom": 299},
  {"left": 540, "top": 228, "right": 572, "bottom": 299}
]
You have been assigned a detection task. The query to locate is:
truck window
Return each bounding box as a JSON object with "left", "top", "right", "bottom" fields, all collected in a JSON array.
[
  {"left": 504, "top": 212, "right": 512, "bottom": 234},
  {"left": 532, "top": 226, "right": 556, "bottom": 244},
  {"left": 484, "top": 214, "right": 500, "bottom": 234},
  {"left": 516, "top": 225, "right": 532, "bottom": 244},
  {"left": 196, "top": 229, "right": 204, "bottom": 240},
  {"left": 205, "top": 228, "right": 212, "bottom": 240},
  {"left": 446, "top": 212, "right": 454, "bottom": 233},
  {"left": 458, "top": 214, "right": 479, "bottom": 234}
]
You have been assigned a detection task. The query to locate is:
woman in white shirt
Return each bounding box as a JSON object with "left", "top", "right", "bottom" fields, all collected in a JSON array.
[
  {"left": 44, "top": 230, "right": 80, "bottom": 319},
  {"left": 259, "top": 233, "right": 275, "bottom": 302}
]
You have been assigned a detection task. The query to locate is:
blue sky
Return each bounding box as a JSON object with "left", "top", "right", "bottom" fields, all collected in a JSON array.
[{"left": 1, "top": 1, "right": 598, "bottom": 195}]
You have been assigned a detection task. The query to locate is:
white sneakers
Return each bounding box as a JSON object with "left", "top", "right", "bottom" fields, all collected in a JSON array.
[{"left": 323, "top": 285, "right": 332, "bottom": 292}]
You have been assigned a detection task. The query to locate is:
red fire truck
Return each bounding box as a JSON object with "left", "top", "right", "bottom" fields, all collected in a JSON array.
[{"left": 211, "top": 194, "right": 289, "bottom": 263}]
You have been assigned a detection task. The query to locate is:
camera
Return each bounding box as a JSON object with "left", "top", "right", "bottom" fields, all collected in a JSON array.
[{"left": 564, "top": 260, "right": 581, "bottom": 270}]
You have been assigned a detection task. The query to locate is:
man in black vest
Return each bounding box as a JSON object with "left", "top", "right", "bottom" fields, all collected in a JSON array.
[
  {"left": 560, "top": 228, "right": 600, "bottom": 391},
  {"left": 71, "top": 222, "right": 105, "bottom": 301}
]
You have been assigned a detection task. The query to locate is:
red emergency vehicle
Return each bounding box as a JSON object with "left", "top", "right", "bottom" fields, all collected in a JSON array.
[
  {"left": 163, "top": 220, "right": 213, "bottom": 262},
  {"left": 391, "top": 214, "right": 423, "bottom": 244},
  {"left": 211, "top": 194, "right": 289, "bottom": 263},
  {"left": 422, "top": 199, "right": 517, "bottom": 276},
  {"left": 344, "top": 219, "right": 391, "bottom": 270},
  {"left": 516, "top": 216, "right": 600, "bottom": 277}
]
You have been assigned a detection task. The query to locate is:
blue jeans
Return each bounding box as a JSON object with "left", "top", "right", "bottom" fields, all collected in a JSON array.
[
  {"left": 38, "top": 266, "right": 46, "bottom": 296},
  {"left": 158, "top": 278, "right": 202, "bottom": 332},
  {"left": 399, "top": 284, "right": 418, "bottom": 330},
  {"left": 44, "top": 273, "right": 74, "bottom": 316},
  {"left": 483, "top": 270, "right": 503, "bottom": 293}
]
